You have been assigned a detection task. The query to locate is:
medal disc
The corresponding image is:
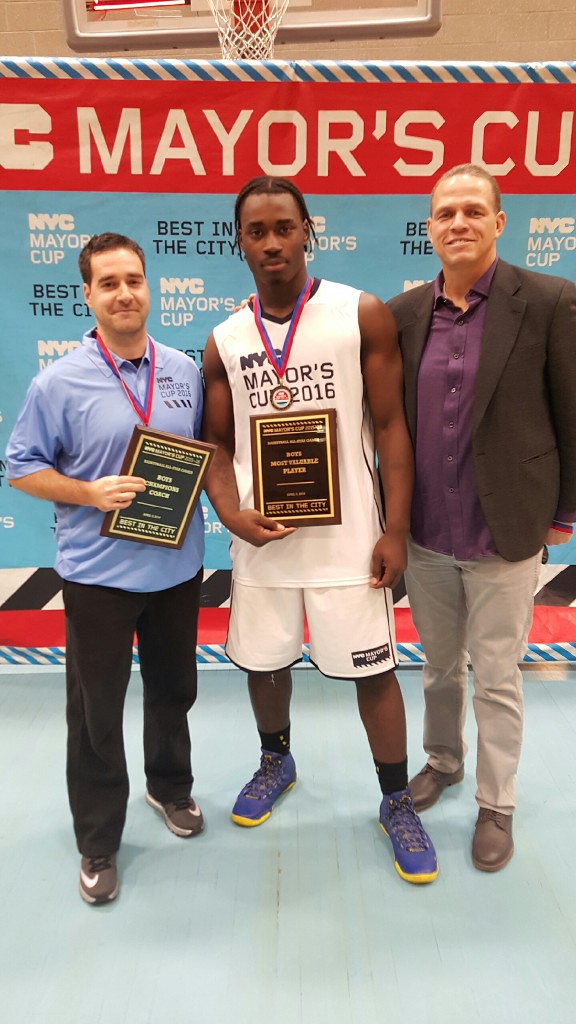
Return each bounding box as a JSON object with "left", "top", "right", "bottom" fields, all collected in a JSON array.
[{"left": 270, "top": 385, "right": 293, "bottom": 410}]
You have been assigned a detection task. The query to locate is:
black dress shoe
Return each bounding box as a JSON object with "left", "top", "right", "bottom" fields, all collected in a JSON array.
[
  {"left": 472, "top": 809, "right": 513, "bottom": 872},
  {"left": 409, "top": 763, "right": 464, "bottom": 812}
]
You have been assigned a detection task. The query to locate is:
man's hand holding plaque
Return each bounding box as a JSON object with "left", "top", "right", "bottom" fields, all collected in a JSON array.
[
  {"left": 220, "top": 507, "right": 297, "bottom": 547},
  {"left": 89, "top": 474, "right": 147, "bottom": 512}
]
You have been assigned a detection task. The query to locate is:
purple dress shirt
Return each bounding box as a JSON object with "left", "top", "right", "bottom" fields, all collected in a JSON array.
[{"left": 411, "top": 261, "right": 498, "bottom": 559}]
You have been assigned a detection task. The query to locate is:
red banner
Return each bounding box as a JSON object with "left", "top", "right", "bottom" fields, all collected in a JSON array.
[
  {"left": 1, "top": 607, "right": 572, "bottom": 649},
  {"left": 1, "top": 79, "right": 575, "bottom": 194}
]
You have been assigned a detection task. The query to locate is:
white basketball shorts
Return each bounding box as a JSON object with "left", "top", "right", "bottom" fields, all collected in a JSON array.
[{"left": 226, "top": 580, "right": 398, "bottom": 678}]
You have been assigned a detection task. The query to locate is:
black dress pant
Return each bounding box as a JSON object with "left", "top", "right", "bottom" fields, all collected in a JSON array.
[{"left": 63, "top": 569, "right": 202, "bottom": 856}]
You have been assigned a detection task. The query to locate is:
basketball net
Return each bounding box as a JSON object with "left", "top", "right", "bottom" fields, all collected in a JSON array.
[{"left": 206, "top": 0, "right": 290, "bottom": 60}]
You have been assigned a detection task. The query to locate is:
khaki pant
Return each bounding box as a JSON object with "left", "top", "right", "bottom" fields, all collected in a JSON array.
[{"left": 405, "top": 538, "right": 541, "bottom": 813}]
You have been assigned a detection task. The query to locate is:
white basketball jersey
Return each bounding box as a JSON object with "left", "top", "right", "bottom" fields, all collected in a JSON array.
[{"left": 213, "top": 279, "right": 384, "bottom": 587}]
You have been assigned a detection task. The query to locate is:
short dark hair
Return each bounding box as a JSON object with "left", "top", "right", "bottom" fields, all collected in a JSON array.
[
  {"left": 79, "top": 233, "right": 146, "bottom": 284},
  {"left": 430, "top": 164, "right": 502, "bottom": 214},
  {"left": 234, "top": 176, "right": 317, "bottom": 257}
]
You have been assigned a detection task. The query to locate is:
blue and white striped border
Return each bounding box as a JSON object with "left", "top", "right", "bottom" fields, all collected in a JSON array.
[
  {"left": 1, "top": 57, "right": 576, "bottom": 85},
  {"left": 0, "top": 55, "right": 574, "bottom": 659},
  {"left": 2, "top": 642, "right": 575, "bottom": 667}
]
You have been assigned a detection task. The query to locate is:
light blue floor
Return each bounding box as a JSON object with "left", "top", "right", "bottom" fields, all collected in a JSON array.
[{"left": 1, "top": 664, "right": 576, "bottom": 1024}]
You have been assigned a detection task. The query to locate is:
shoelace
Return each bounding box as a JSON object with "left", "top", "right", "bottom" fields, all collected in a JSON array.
[
  {"left": 87, "top": 855, "right": 114, "bottom": 874},
  {"left": 244, "top": 754, "right": 282, "bottom": 800},
  {"left": 386, "top": 795, "right": 432, "bottom": 852},
  {"left": 170, "top": 796, "right": 195, "bottom": 811},
  {"left": 421, "top": 764, "right": 448, "bottom": 781},
  {"left": 478, "top": 808, "right": 507, "bottom": 829}
]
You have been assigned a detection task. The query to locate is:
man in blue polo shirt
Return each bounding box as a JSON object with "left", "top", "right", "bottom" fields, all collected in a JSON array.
[{"left": 6, "top": 233, "right": 205, "bottom": 905}]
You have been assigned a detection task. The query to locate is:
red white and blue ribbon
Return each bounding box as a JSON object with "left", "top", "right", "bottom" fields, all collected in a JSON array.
[
  {"left": 96, "top": 331, "right": 155, "bottom": 425},
  {"left": 253, "top": 276, "right": 313, "bottom": 379}
]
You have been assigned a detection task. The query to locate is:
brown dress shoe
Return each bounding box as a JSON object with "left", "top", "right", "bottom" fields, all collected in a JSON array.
[
  {"left": 472, "top": 808, "right": 514, "bottom": 872},
  {"left": 409, "top": 763, "right": 465, "bottom": 812}
]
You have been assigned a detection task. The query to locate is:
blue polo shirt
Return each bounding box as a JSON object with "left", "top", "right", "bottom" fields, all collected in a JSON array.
[{"left": 6, "top": 330, "right": 205, "bottom": 592}]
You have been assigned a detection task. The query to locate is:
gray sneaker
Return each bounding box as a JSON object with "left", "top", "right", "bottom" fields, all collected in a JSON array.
[
  {"left": 146, "top": 791, "right": 204, "bottom": 837},
  {"left": 79, "top": 854, "right": 119, "bottom": 905}
]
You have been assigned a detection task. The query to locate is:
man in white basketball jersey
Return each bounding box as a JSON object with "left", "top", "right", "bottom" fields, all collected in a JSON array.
[{"left": 202, "top": 176, "right": 438, "bottom": 884}]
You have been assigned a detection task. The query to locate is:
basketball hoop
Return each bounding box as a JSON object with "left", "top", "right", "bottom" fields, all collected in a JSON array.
[{"left": 206, "top": 0, "right": 290, "bottom": 60}]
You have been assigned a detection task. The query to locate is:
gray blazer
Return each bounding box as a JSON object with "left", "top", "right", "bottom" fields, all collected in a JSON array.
[{"left": 387, "top": 260, "right": 576, "bottom": 561}]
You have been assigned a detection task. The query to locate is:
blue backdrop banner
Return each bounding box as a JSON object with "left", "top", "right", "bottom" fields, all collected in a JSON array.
[{"left": 1, "top": 58, "right": 574, "bottom": 646}]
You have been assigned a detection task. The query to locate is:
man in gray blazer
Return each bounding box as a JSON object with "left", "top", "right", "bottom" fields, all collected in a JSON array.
[{"left": 388, "top": 163, "right": 576, "bottom": 872}]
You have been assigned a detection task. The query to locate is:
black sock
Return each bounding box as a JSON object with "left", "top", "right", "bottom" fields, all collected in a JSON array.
[
  {"left": 258, "top": 724, "right": 291, "bottom": 756},
  {"left": 374, "top": 757, "right": 408, "bottom": 796}
]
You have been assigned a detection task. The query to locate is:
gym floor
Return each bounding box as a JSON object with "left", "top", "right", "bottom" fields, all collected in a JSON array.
[{"left": 1, "top": 663, "right": 575, "bottom": 1024}]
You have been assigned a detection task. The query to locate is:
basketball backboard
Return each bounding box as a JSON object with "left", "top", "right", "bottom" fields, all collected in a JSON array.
[{"left": 63, "top": 0, "right": 441, "bottom": 53}]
